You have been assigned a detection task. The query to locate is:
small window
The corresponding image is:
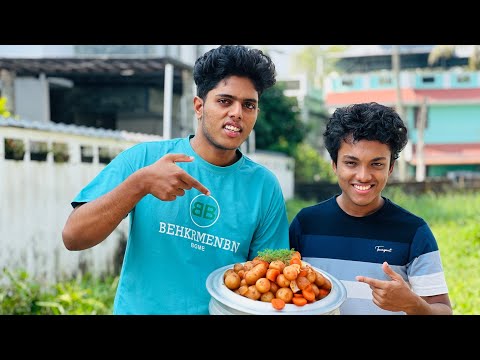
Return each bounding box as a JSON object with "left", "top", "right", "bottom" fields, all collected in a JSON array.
[
  {"left": 52, "top": 142, "right": 69, "bottom": 163},
  {"left": 341, "top": 79, "right": 353, "bottom": 86},
  {"left": 4, "top": 138, "right": 25, "bottom": 160},
  {"left": 379, "top": 76, "right": 392, "bottom": 85},
  {"left": 456, "top": 74, "right": 471, "bottom": 83},
  {"left": 81, "top": 145, "right": 94, "bottom": 163},
  {"left": 30, "top": 140, "right": 49, "bottom": 162},
  {"left": 422, "top": 76, "right": 435, "bottom": 83},
  {"left": 99, "top": 147, "right": 123, "bottom": 164},
  {"left": 99, "top": 147, "right": 113, "bottom": 164}
]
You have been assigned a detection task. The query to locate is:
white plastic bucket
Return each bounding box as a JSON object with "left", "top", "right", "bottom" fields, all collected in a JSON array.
[{"left": 206, "top": 263, "right": 346, "bottom": 315}]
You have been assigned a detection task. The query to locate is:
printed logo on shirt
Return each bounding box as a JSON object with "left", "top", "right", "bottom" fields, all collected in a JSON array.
[
  {"left": 190, "top": 194, "right": 220, "bottom": 228},
  {"left": 375, "top": 245, "right": 392, "bottom": 253}
]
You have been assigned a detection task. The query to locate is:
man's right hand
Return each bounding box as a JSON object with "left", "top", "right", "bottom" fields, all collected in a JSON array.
[{"left": 141, "top": 153, "right": 210, "bottom": 201}]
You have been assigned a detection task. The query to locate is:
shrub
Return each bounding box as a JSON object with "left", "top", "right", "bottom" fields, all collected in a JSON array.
[
  {"left": 294, "top": 142, "right": 336, "bottom": 183},
  {"left": 0, "top": 268, "right": 118, "bottom": 315}
]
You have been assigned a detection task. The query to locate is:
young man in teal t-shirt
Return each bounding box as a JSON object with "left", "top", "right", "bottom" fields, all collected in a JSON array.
[{"left": 62, "top": 45, "right": 289, "bottom": 314}]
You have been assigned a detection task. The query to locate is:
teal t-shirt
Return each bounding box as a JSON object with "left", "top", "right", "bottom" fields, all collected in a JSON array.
[{"left": 72, "top": 136, "right": 289, "bottom": 314}]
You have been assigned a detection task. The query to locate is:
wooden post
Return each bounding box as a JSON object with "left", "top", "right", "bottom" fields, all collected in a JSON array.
[
  {"left": 415, "top": 97, "right": 428, "bottom": 181},
  {"left": 392, "top": 45, "right": 407, "bottom": 181}
]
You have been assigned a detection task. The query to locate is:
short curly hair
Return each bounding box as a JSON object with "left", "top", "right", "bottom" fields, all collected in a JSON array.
[
  {"left": 324, "top": 102, "right": 408, "bottom": 165},
  {"left": 193, "top": 45, "right": 276, "bottom": 100}
]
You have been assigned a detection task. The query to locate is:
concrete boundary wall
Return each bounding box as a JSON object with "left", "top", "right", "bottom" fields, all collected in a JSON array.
[{"left": 1, "top": 127, "right": 138, "bottom": 284}]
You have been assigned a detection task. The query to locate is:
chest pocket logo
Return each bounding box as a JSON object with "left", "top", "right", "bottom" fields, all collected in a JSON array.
[
  {"left": 190, "top": 194, "right": 220, "bottom": 228},
  {"left": 375, "top": 245, "right": 393, "bottom": 253}
]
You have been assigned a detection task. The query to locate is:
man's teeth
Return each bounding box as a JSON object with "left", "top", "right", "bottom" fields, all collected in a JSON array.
[
  {"left": 225, "top": 125, "right": 240, "bottom": 132},
  {"left": 354, "top": 185, "right": 372, "bottom": 191}
]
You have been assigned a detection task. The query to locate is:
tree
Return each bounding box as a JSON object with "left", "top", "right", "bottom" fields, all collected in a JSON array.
[
  {"left": 302, "top": 91, "right": 330, "bottom": 153},
  {"left": 427, "top": 45, "right": 455, "bottom": 68},
  {"left": 0, "top": 96, "right": 12, "bottom": 118},
  {"left": 428, "top": 45, "right": 480, "bottom": 70},
  {"left": 291, "top": 45, "right": 348, "bottom": 88},
  {"left": 255, "top": 83, "right": 306, "bottom": 156},
  {"left": 294, "top": 142, "right": 336, "bottom": 184}
]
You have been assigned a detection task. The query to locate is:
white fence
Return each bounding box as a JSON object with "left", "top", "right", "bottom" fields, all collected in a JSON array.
[{"left": 0, "top": 124, "right": 294, "bottom": 284}]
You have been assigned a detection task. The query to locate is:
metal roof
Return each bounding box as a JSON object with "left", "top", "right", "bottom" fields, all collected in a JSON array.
[
  {"left": 331, "top": 45, "right": 434, "bottom": 58},
  {"left": 0, "top": 57, "right": 192, "bottom": 77},
  {"left": 0, "top": 117, "right": 163, "bottom": 142}
]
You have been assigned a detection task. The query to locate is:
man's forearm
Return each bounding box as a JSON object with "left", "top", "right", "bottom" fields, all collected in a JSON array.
[
  {"left": 62, "top": 171, "right": 148, "bottom": 250},
  {"left": 406, "top": 294, "right": 452, "bottom": 315}
]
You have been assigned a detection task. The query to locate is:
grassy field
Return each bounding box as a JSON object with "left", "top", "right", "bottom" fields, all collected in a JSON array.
[{"left": 286, "top": 190, "right": 480, "bottom": 315}]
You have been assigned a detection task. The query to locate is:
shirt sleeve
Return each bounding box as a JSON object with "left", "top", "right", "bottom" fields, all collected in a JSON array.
[
  {"left": 71, "top": 149, "right": 135, "bottom": 208},
  {"left": 407, "top": 224, "right": 449, "bottom": 296}
]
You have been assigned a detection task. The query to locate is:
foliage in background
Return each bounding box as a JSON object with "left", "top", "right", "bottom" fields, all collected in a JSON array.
[
  {"left": 382, "top": 189, "right": 480, "bottom": 315},
  {"left": 301, "top": 91, "right": 330, "bottom": 154},
  {"left": 255, "top": 83, "right": 306, "bottom": 157},
  {"left": 286, "top": 198, "right": 319, "bottom": 223},
  {"left": 382, "top": 187, "right": 480, "bottom": 224},
  {"left": 428, "top": 45, "right": 480, "bottom": 70},
  {"left": 253, "top": 70, "right": 333, "bottom": 184},
  {"left": 286, "top": 190, "right": 480, "bottom": 315},
  {"left": 291, "top": 45, "right": 348, "bottom": 87},
  {"left": 0, "top": 268, "right": 117, "bottom": 315},
  {"left": 0, "top": 96, "right": 19, "bottom": 119},
  {"left": 293, "top": 142, "right": 336, "bottom": 184},
  {"left": 0, "top": 96, "right": 12, "bottom": 118}
]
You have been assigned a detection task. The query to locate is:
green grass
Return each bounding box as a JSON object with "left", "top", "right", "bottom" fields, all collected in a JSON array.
[
  {"left": 286, "top": 198, "right": 320, "bottom": 223},
  {"left": 286, "top": 190, "right": 480, "bottom": 315}
]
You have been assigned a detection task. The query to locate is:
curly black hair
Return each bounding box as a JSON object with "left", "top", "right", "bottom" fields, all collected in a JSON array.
[
  {"left": 193, "top": 45, "right": 276, "bottom": 101},
  {"left": 324, "top": 102, "right": 408, "bottom": 165}
]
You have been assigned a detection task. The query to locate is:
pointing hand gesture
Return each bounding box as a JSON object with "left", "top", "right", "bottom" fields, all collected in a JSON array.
[
  {"left": 142, "top": 153, "right": 210, "bottom": 201},
  {"left": 356, "top": 262, "right": 415, "bottom": 313}
]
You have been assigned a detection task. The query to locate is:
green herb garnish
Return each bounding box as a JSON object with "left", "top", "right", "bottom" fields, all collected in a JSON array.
[{"left": 257, "top": 248, "right": 297, "bottom": 264}]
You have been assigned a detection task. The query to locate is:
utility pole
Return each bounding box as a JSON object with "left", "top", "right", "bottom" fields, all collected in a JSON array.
[
  {"left": 415, "top": 97, "right": 428, "bottom": 182},
  {"left": 163, "top": 62, "right": 173, "bottom": 140},
  {"left": 392, "top": 45, "right": 407, "bottom": 181}
]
